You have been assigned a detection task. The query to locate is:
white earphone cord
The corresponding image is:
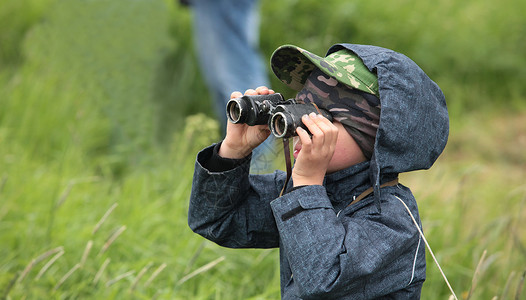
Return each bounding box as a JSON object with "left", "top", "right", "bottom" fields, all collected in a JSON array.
[{"left": 394, "top": 196, "right": 459, "bottom": 300}]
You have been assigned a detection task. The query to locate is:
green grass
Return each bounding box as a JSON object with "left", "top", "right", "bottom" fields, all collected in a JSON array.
[
  {"left": 0, "top": 0, "right": 525, "bottom": 298},
  {"left": 402, "top": 111, "right": 526, "bottom": 299}
]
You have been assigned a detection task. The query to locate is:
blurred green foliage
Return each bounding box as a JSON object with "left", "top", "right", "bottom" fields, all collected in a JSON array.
[
  {"left": 260, "top": 0, "right": 526, "bottom": 113},
  {"left": 0, "top": 0, "right": 524, "bottom": 299},
  {"left": 0, "top": 0, "right": 56, "bottom": 71}
]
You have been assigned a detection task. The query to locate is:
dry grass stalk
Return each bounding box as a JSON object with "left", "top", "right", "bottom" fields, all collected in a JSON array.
[
  {"left": 184, "top": 242, "right": 205, "bottom": 274},
  {"left": 176, "top": 256, "right": 225, "bottom": 286},
  {"left": 80, "top": 240, "right": 93, "bottom": 267},
  {"left": 106, "top": 270, "right": 135, "bottom": 287},
  {"left": 151, "top": 291, "right": 162, "bottom": 300},
  {"left": 466, "top": 249, "right": 488, "bottom": 300},
  {"left": 92, "top": 203, "right": 118, "bottom": 235},
  {"left": 0, "top": 174, "right": 7, "bottom": 194},
  {"left": 2, "top": 271, "right": 20, "bottom": 299},
  {"left": 500, "top": 271, "right": 516, "bottom": 299},
  {"left": 35, "top": 249, "right": 65, "bottom": 280},
  {"left": 55, "top": 183, "right": 73, "bottom": 208},
  {"left": 516, "top": 270, "right": 525, "bottom": 300},
  {"left": 53, "top": 263, "right": 81, "bottom": 291},
  {"left": 130, "top": 261, "right": 153, "bottom": 291},
  {"left": 93, "top": 258, "right": 111, "bottom": 284},
  {"left": 17, "top": 246, "right": 64, "bottom": 283},
  {"left": 98, "top": 225, "right": 126, "bottom": 256},
  {"left": 513, "top": 195, "right": 526, "bottom": 256},
  {"left": 144, "top": 263, "right": 167, "bottom": 287},
  {"left": 0, "top": 205, "right": 9, "bottom": 222}
]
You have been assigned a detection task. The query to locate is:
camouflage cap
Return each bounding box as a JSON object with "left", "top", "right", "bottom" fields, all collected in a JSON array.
[{"left": 270, "top": 45, "right": 379, "bottom": 96}]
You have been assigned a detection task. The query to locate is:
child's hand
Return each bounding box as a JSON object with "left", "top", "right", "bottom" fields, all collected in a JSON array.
[
  {"left": 219, "top": 86, "right": 275, "bottom": 159},
  {"left": 292, "top": 113, "right": 339, "bottom": 186}
]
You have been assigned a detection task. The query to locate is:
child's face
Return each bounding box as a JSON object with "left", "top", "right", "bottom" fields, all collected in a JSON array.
[{"left": 293, "top": 120, "right": 366, "bottom": 174}]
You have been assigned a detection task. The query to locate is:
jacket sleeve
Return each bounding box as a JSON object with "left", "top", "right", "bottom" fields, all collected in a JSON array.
[
  {"left": 188, "top": 144, "right": 283, "bottom": 248},
  {"left": 270, "top": 185, "right": 425, "bottom": 299}
]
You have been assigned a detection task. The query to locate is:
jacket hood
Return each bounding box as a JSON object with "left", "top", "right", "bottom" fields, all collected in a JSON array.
[{"left": 327, "top": 44, "right": 449, "bottom": 210}]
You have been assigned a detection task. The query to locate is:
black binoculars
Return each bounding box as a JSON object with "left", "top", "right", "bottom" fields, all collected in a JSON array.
[{"left": 226, "top": 93, "right": 332, "bottom": 138}]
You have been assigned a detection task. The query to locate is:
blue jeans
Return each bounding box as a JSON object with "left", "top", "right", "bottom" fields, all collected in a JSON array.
[{"left": 191, "top": 0, "right": 276, "bottom": 173}]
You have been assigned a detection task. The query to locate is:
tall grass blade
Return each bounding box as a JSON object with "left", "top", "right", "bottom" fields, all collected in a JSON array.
[
  {"left": 92, "top": 203, "right": 118, "bottom": 235},
  {"left": 176, "top": 256, "right": 225, "bottom": 286},
  {"left": 0, "top": 205, "right": 8, "bottom": 221},
  {"left": 466, "top": 250, "right": 488, "bottom": 300},
  {"left": 55, "top": 183, "right": 73, "bottom": 209},
  {"left": 1, "top": 271, "right": 20, "bottom": 300},
  {"left": 0, "top": 174, "right": 7, "bottom": 194},
  {"left": 35, "top": 250, "right": 65, "bottom": 280},
  {"left": 79, "top": 240, "right": 93, "bottom": 267},
  {"left": 17, "top": 247, "right": 64, "bottom": 283},
  {"left": 130, "top": 261, "right": 153, "bottom": 291},
  {"left": 184, "top": 242, "right": 205, "bottom": 274},
  {"left": 98, "top": 225, "right": 126, "bottom": 256},
  {"left": 144, "top": 263, "right": 167, "bottom": 287},
  {"left": 53, "top": 263, "right": 81, "bottom": 291},
  {"left": 106, "top": 270, "right": 135, "bottom": 287},
  {"left": 93, "top": 258, "right": 111, "bottom": 284},
  {"left": 516, "top": 270, "right": 525, "bottom": 300},
  {"left": 500, "top": 271, "right": 516, "bottom": 300}
]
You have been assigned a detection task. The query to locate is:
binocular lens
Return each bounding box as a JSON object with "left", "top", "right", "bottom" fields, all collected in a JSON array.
[
  {"left": 271, "top": 112, "right": 289, "bottom": 138},
  {"left": 270, "top": 104, "right": 333, "bottom": 138},
  {"left": 226, "top": 99, "right": 242, "bottom": 123}
]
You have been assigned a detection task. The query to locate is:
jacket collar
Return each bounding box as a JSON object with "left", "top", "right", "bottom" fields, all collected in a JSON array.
[{"left": 323, "top": 161, "right": 371, "bottom": 207}]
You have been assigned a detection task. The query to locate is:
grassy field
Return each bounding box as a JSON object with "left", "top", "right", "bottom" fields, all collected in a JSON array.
[{"left": 1, "top": 0, "right": 525, "bottom": 299}]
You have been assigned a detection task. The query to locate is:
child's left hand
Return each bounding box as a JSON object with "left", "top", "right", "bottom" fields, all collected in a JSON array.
[{"left": 291, "top": 112, "right": 339, "bottom": 186}]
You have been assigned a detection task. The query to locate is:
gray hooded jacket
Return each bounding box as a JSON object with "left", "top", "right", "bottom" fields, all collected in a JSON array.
[{"left": 188, "top": 44, "right": 449, "bottom": 299}]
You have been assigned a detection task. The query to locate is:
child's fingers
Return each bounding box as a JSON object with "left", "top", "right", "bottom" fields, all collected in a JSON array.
[
  {"left": 255, "top": 86, "right": 270, "bottom": 95},
  {"left": 311, "top": 114, "right": 338, "bottom": 146},
  {"left": 303, "top": 113, "right": 326, "bottom": 147},
  {"left": 230, "top": 91, "right": 243, "bottom": 99},
  {"left": 296, "top": 125, "right": 312, "bottom": 152},
  {"left": 244, "top": 89, "right": 258, "bottom": 95},
  {"left": 232, "top": 87, "right": 274, "bottom": 99}
]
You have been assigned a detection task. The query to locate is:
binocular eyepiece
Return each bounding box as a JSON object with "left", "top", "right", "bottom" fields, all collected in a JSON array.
[{"left": 226, "top": 93, "right": 332, "bottom": 138}]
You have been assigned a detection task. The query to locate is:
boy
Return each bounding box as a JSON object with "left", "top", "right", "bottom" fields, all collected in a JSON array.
[{"left": 188, "top": 43, "right": 449, "bottom": 299}]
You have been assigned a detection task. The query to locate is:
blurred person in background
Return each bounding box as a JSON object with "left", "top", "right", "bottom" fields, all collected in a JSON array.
[{"left": 179, "top": 0, "right": 277, "bottom": 173}]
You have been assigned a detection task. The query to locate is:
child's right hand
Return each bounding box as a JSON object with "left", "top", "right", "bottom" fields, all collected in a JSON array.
[
  {"left": 218, "top": 86, "right": 275, "bottom": 159},
  {"left": 291, "top": 113, "right": 339, "bottom": 186}
]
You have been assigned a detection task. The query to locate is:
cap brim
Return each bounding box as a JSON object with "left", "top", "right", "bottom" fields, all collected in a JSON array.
[
  {"left": 270, "top": 44, "right": 379, "bottom": 96},
  {"left": 270, "top": 45, "right": 320, "bottom": 91}
]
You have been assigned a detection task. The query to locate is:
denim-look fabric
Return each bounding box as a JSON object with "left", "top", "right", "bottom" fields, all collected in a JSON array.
[
  {"left": 190, "top": 148, "right": 425, "bottom": 299},
  {"left": 327, "top": 44, "right": 449, "bottom": 213},
  {"left": 188, "top": 44, "right": 448, "bottom": 299}
]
